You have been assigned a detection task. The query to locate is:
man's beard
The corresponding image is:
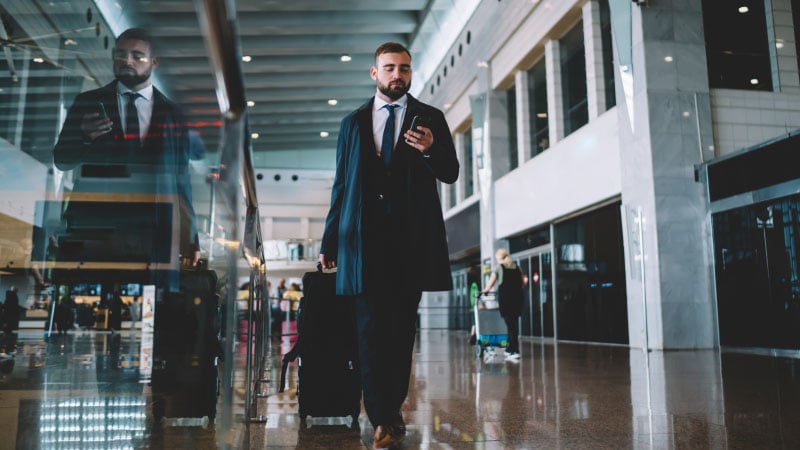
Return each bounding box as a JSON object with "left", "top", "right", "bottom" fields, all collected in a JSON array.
[
  {"left": 116, "top": 67, "right": 151, "bottom": 88},
  {"left": 378, "top": 79, "right": 410, "bottom": 101}
]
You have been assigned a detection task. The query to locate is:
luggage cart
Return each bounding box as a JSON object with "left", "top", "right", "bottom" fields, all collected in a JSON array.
[{"left": 473, "top": 293, "right": 508, "bottom": 360}]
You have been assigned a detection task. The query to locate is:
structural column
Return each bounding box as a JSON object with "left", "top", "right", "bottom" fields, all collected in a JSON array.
[{"left": 618, "top": 1, "right": 716, "bottom": 350}]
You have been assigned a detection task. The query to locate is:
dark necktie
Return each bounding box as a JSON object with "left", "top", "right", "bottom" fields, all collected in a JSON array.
[
  {"left": 381, "top": 104, "right": 398, "bottom": 166},
  {"left": 125, "top": 92, "right": 141, "bottom": 150}
]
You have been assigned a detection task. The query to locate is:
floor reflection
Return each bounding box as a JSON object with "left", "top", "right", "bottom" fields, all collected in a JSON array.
[{"left": 2, "top": 329, "right": 800, "bottom": 448}]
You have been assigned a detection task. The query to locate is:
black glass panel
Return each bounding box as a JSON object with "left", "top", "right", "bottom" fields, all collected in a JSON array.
[
  {"left": 520, "top": 257, "right": 534, "bottom": 336},
  {"left": 554, "top": 203, "right": 628, "bottom": 344},
  {"left": 527, "top": 59, "right": 549, "bottom": 157},
  {"left": 702, "top": 0, "right": 773, "bottom": 90},
  {"left": 507, "top": 87, "right": 518, "bottom": 169},
  {"left": 509, "top": 226, "right": 550, "bottom": 254},
  {"left": 541, "top": 252, "right": 554, "bottom": 338},
  {"left": 707, "top": 132, "right": 800, "bottom": 201},
  {"left": 560, "top": 22, "right": 588, "bottom": 135},
  {"left": 464, "top": 128, "right": 474, "bottom": 197},
  {"left": 600, "top": 0, "right": 616, "bottom": 109},
  {"left": 713, "top": 197, "right": 800, "bottom": 349}
]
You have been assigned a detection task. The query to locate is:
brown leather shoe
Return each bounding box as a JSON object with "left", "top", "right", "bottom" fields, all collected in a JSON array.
[{"left": 373, "top": 424, "right": 403, "bottom": 449}]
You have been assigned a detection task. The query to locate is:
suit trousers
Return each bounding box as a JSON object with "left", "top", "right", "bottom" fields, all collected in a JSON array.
[{"left": 357, "top": 204, "right": 421, "bottom": 427}]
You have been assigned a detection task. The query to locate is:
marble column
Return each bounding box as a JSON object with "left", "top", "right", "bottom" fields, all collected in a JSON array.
[{"left": 617, "top": 0, "right": 716, "bottom": 349}]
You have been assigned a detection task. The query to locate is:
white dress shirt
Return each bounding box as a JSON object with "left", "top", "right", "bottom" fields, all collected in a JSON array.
[
  {"left": 117, "top": 82, "right": 154, "bottom": 143},
  {"left": 372, "top": 94, "right": 408, "bottom": 157}
]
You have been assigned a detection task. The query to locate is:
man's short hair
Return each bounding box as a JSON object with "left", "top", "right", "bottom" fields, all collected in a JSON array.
[
  {"left": 116, "top": 27, "right": 157, "bottom": 55},
  {"left": 374, "top": 42, "right": 411, "bottom": 63}
]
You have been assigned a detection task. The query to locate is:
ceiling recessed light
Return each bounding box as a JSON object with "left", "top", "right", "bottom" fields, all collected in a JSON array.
[
  {"left": 33, "top": 57, "right": 45, "bottom": 63},
  {"left": 340, "top": 54, "right": 352, "bottom": 62},
  {"left": 750, "top": 78, "right": 759, "bottom": 85},
  {"left": 738, "top": 6, "right": 749, "bottom": 13},
  {"left": 251, "top": 133, "right": 259, "bottom": 139},
  {"left": 536, "top": 112, "right": 547, "bottom": 118},
  {"left": 64, "top": 39, "right": 77, "bottom": 46},
  {"left": 247, "top": 100, "right": 255, "bottom": 107},
  {"left": 327, "top": 99, "right": 338, "bottom": 106},
  {"left": 776, "top": 40, "right": 785, "bottom": 49},
  {"left": 664, "top": 55, "right": 673, "bottom": 62},
  {"left": 682, "top": 111, "right": 690, "bottom": 117},
  {"left": 242, "top": 55, "right": 252, "bottom": 62},
  {"left": 320, "top": 131, "right": 330, "bottom": 138}
]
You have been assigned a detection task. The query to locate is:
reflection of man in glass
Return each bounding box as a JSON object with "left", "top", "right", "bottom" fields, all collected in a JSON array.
[{"left": 53, "top": 28, "right": 199, "bottom": 274}]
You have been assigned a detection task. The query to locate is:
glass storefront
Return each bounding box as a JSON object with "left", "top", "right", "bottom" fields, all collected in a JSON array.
[
  {"left": 713, "top": 196, "right": 800, "bottom": 349},
  {"left": 553, "top": 202, "right": 628, "bottom": 344},
  {"left": 518, "top": 251, "right": 554, "bottom": 338}
]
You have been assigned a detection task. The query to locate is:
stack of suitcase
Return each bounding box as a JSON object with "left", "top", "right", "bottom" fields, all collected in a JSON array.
[{"left": 280, "top": 265, "right": 361, "bottom": 423}]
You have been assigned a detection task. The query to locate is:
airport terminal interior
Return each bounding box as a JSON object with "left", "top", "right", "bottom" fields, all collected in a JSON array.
[{"left": 3, "top": 0, "right": 800, "bottom": 448}]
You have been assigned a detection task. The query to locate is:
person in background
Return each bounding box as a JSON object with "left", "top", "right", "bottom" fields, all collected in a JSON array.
[
  {"left": 129, "top": 295, "right": 140, "bottom": 330},
  {"left": 482, "top": 248, "right": 524, "bottom": 360},
  {"left": 319, "top": 41, "right": 459, "bottom": 449},
  {"left": 3, "top": 287, "right": 24, "bottom": 334},
  {"left": 54, "top": 295, "right": 74, "bottom": 335},
  {"left": 108, "top": 286, "right": 124, "bottom": 331}
]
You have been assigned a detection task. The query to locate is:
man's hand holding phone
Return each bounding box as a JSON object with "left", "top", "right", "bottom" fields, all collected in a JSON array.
[
  {"left": 404, "top": 115, "right": 433, "bottom": 154},
  {"left": 81, "top": 102, "right": 113, "bottom": 141}
]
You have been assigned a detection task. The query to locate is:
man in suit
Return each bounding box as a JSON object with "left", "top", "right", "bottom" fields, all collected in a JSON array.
[
  {"left": 319, "top": 42, "right": 459, "bottom": 449},
  {"left": 53, "top": 28, "right": 199, "bottom": 285}
]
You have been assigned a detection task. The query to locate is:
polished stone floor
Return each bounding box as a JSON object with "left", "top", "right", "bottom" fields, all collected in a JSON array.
[{"left": 1, "top": 328, "right": 799, "bottom": 449}]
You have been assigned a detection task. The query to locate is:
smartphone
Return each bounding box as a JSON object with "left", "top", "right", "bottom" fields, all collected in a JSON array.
[
  {"left": 410, "top": 115, "right": 431, "bottom": 131},
  {"left": 97, "top": 101, "right": 109, "bottom": 119}
]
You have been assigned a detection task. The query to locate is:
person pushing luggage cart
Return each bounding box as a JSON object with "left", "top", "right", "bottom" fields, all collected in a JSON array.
[{"left": 481, "top": 248, "right": 524, "bottom": 361}]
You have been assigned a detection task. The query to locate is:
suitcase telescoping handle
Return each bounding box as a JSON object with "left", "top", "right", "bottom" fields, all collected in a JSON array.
[{"left": 278, "top": 344, "right": 300, "bottom": 393}]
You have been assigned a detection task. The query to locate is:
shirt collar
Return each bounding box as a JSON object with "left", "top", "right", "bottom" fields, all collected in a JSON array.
[
  {"left": 117, "top": 82, "right": 154, "bottom": 102},
  {"left": 374, "top": 94, "right": 408, "bottom": 112}
]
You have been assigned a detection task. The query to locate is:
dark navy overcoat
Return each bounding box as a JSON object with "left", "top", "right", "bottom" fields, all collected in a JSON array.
[{"left": 320, "top": 95, "right": 459, "bottom": 295}]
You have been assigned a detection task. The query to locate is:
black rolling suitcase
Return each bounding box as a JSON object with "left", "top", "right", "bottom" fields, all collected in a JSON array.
[
  {"left": 280, "top": 265, "right": 361, "bottom": 423},
  {"left": 152, "top": 261, "right": 221, "bottom": 424}
]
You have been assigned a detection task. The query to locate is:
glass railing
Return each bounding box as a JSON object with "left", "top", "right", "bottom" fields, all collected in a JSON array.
[{"left": 0, "top": 0, "right": 266, "bottom": 446}]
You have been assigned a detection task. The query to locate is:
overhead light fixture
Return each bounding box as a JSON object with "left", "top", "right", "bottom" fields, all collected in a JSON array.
[
  {"left": 664, "top": 55, "right": 673, "bottom": 62},
  {"left": 320, "top": 131, "right": 330, "bottom": 138},
  {"left": 327, "top": 99, "right": 338, "bottom": 106},
  {"left": 750, "top": 78, "right": 759, "bottom": 85},
  {"left": 340, "top": 54, "right": 352, "bottom": 62},
  {"left": 33, "top": 57, "right": 45, "bottom": 63},
  {"left": 776, "top": 40, "right": 785, "bottom": 49},
  {"left": 242, "top": 55, "right": 252, "bottom": 62},
  {"left": 251, "top": 133, "right": 259, "bottom": 139},
  {"left": 247, "top": 100, "right": 255, "bottom": 107},
  {"left": 64, "top": 39, "right": 77, "bottom": 46},
  {"left": 536, "top": 112, "right": 547, "bottom": 118},
  {"left": 738, "top": 6, "right": 749, "bottom": 13}
]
